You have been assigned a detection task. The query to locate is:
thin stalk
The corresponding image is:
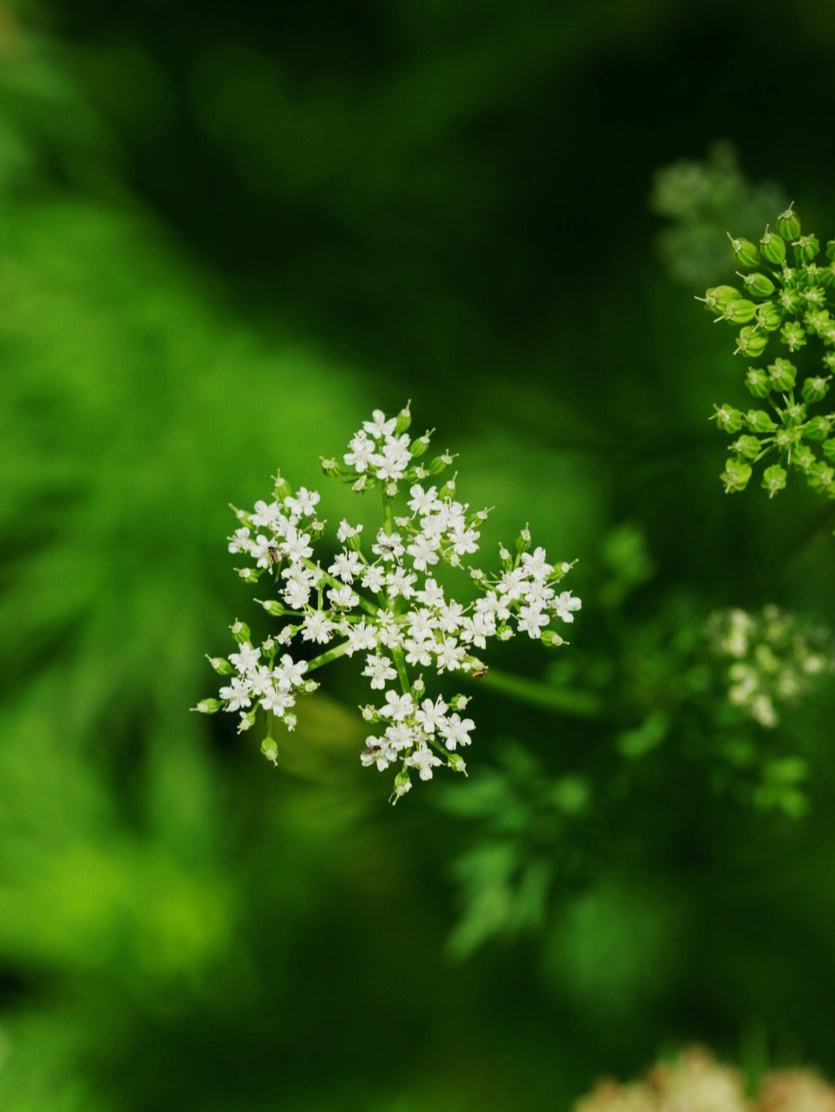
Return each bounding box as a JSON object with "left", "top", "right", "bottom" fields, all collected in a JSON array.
[
  {"left": 306, "top": 641, "right": 351, "bottom": 672},
  {"left": 469, "top": 666, "right": 605, "bottom": 720}
]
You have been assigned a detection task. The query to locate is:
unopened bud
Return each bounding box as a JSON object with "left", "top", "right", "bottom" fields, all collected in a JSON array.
[
  {"left": 700, "top": 285, "right": 743, "bottom": 313},
  {"left": 794, "top": 234, "right": 819, "bottom": 262},
  {"left": 745, "top": 410, "right": 776, "bottom": 433},
  {"left": 410, "top": 433, "right": 431, "bottom": 458},
  {"left": 760, "top": 226, "right": 786, "bottom": 264},
  {"left": 261, "top": 737, "right": 279, "bottom": 765},
  {"left": 802, "top": 375, "right": 831, "bottom": 403},
  {"left": 207, "top": 656, "right": 234, "bottom": 675},
  {"left": 727, "top": 234, "right": 760, "bottom": 267},
  {"left": 735, "top": 326, "right": 768, "bottom": 358},
  {"left": 541, "top": 629, "right": 566, "bottom": 646},
  {"left": 744, "top": 367, "right": 770, "bottom": 398},
  {"left": 259, "top": 599, "right": 287, "bottom": 616},
  {"left": 395, "top": 401, "right": 412, "bottom": 435},
  {"left": 740, "top": 272, "right": 775, "bottom": 297},
  {"left": 720, "top": 457, "right": 752, "bottom": 493},
  {"left": 762, "top": 464, "right": 787, "bottom": 498},
  {"left": 447, "top": 752, "right": 467, "bottom": 775},
  {"left": 712, "top": 404, "right": 743, "bottom": 433},
  {"left": 767, "top": 358, "right": 796, "bottom": 391},
  {"left": 231, "top": 621, "right": 250, "bottom": 643},
  {"left": 194, "top": 698, "right": 222, "bottom": 713},
  {"left": 803, "top": 415, "right": 832, "bottom": 441},
  {"left": 776, "top": 205, "right": 801, "bottom": 241}
]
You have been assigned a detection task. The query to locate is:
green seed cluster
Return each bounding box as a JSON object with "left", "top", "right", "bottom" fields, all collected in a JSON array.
[{"left": 702, "top": 205, "right": 835, "bottom": 498}]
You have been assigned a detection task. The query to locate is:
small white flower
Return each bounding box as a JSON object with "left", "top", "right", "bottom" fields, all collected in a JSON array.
[
  {"left": 219, "top": 677, "right": 252, "bottom": 712},
  {"left": 380, "top": 691, "right": 415, "bottom": 721},
  {"left": 336, "top": 520, "right": 363, "bottom": 543},
  {"left": 415, "top": 696, "right": 448, "bottom": 734},
  {"left": 301, "top": 612, "right": 335, "bottom": 644},
  {"left": 229, "top": 642, "right": 260, "bottom": 674},
  {"left": 438, "top": 712, "right": 474, "bottom": 750},
  {"left": 363, "top": 409, "right": 397, "bottom": 439},
  {"left": 553, "top": 591, "right": 582, "bottom": 623},
  {"left": 405, "top": 746, "right": 442, "bottom": 781},
  {"left": 408, "top": 484, "right": 439, "bottom": 514},
  {"left": 362, "top": 653, "right": 397, "bottom": 690}
]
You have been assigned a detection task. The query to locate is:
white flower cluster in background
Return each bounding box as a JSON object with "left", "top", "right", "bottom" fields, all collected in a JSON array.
[
  {"left": 706, "top": 605, "right": 835, "bottom": 727},
  {"left": 196, "top": 404, "right": 580, "bottom": 802}
]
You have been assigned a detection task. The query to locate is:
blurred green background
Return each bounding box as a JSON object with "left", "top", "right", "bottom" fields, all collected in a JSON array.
[{"left": 3, "top": 1, "right": 835, "bottom": 1108}]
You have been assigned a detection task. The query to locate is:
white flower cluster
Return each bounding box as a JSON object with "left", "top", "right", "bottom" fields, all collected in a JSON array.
[
  {"left": 706, "top": 605, "right": 834, "bottom": 728},
  {"left": 196, "top": 404, "right": 580, "bottom": 801}
]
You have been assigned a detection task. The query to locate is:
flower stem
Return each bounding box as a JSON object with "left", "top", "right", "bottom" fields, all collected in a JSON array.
[
  {"left": 468, "top": 666, "right": 605, "bottom": 720},
  {"left": 306, "top": 641, "right": 351, "bottom": 672}
]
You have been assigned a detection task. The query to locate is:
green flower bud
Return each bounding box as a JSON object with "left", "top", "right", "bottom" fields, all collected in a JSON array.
[
  {"left": 728, "top": 234, "right": 760, "bottom": 267},
  {"left": 207, "top": 656, "right": 234, "bottom": 675},
  {"left": 780, "top": 322, "right": 807, "bottom": 352},
  {"left": 231, "top": 621, "right": 251, "bottom": 644},
  {"left": 701, "top": 285, "right": 743, "bottom": 313},
  {"left": 541, "top": 629, "right": 566, "bottom": 646},
  {"left": 740, "top": 272, "right": 775, "bottom": 298},
  {"left": 767, "top": 358, "right": 796, "bottom": 391},
  {"left": 516, "top": 525, "right": 532, "bottom": 553},
  {"left": 826, "top": 240, "right": 835, "bottom": 262},
  {"left": 439, "top": 476, "right": 457, "bottom": 498},
  {"left": 776, "top": 205, "right": 801, "bottom": 241},
  {"left": 713, "top": 404, "right": 744, "bottom": 433},
  {"left": 194, "top": 698, "right": 222, "bottom": 713},
  {"left": 735, "top": 326, "right": 768, "bottom": 358},
  {"left": 774, "top": 426, "right": 803, "bottom": 452},
  {"left": 390, "top": 768, "right": 412, "bottom": 804},
  {"left": 236, "top": 567, "right": 262, "bottom": 583},
  {"left": 721, "top": 299, "right": 757, "bottom": 324},
  {"left": 807, "top": 460, "right": 835, "bottom": 493},
  {"left": 272, "top": 472, "right": 292, "bottom": 500},
  {"left": 804, "top": 415, "right": 832, "bottom": 441},
  {"left": 428, "top": 454, "right": 451, "bottom": 475},
  {"left": 792, "top": 444, "right": 816, "bottom": 471},
  {"left": 320, "top": 456, "right": 342, "bottom": 476},
  {"left": 744, "top": 367, "right": 771, "bottom": 397},
  {"left": 259, "top": 599, "right": 287, "bottom": 616},
  {"left": 410, "top": 432, "right": 431, "bottom": 458},
  {"left": 762, "top": 464, "right": 787, "bottom": 498},
  {"left": 745, "top": 410, "right": 776, "bottom": 433},
  {"left": 760, "top": 226, "right": 786, "bottom": 264},
  {"left": 731, "top": 435, "right": 761, "bottom": 460},
  {"left": 756, "top": 302, "right": 783, "bottom": 332},
  {"left": 449, "top": 693, "right": 472, "bottom": 711},
  {"left": 446, "top": 752, "right": 467, "bottom": 775},
  {"left": 823, "top": 438, "right": 835, "bottom": 462},
  {"left": 802, "top": 375, "right": 831, "bottom": 403},
  {"left": 395, "top": 401, "right": 412, "bottom": 435},
  {"left": 778, "top": 288, "right": 799, "bottom": 313},
  {"left": 261, "top": 737, "right": 279, "bottom": 765},
  {"left": 720, "top": 457, "right": 752, "bottom": 493},
  {"left": 794, "top": 234, "right": 819, "bottom": 262}
]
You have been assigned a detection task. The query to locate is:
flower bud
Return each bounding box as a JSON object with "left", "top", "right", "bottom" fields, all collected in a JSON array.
[
  {"left": 735, "top": 326, "right": 768, "bottom": 357},
  {"left": 410, "top": 432, "right": 432, "bottom": 458},
  {"left": 207, "top": 656, "right": 234, "bottom": 675},
  {"left": 720, "top": 299, "right": 757, "bottom": 324},
  {"left": 744, "top": 367, "right": 771, "bottom": 397},
  {"left": 792, "top": 444, "right": 816, "bottom": 471},
  {"left": 720, "top": 457, "right": 752, "bottom": 493},
  {"left": 390, "top": 769, "right": 412, "bottom": 804},
  {"left": 701, "top": 285, "right": 743, "bottom": 313},
  {"left": 259, "top": 599, "right": 287, "bottom": 616},
  {"left": 320, "top": 456, "right": 342, "bottom": 476},
  {"left": 449, "top": 693, "right": 471, "bottom": 710},
  {"left": 727, "top": 234, "right": 760, "bottom": 267},
  {"left": 745, "top": 410, "right": 776, "bottom": 433},
  {"left": 807, "top": 461, "right": 835, "bottom": 493},
  {"left": 776, "top": 205, "right": 801, "bottom": 241},
  {"left": 439, "top": 478, "right": 457, "bottom": 498},
  {"left": 194, "top": 698, "right": 222, "bottom": 713},
  {"left": 762, "top": 464, "right": 787, "bottom": 498},
  {"left": 804, "top": 415, "right": 832, "bottom": 441},
  {"left": 823, "top": 439, "right": 835, "bottom": 462},
  {"left": 731, "top": 435, "right": 761, "bottom": 460},
  {"left": 760, "top": 227, "right": 786, "bottom": 264},
  {"left": 756, "top": 302, "right": 782, "bottom": 331},
  {"left": 447, "top": 752, "right": 467, "bottom": 775},
  {"left": 802, "top": 375, "right": 831, "bottom": 403},
  {"left": 231, "top": 621, "right": 251, "bottom": 644},
  {"left": 794, "top": 234, "right": 819, "bottom": 262},
  {"left": 780, "top": 322, "right": 807, "bottom": 351},
  {"left": 713, "top": 404, "right": 743, "bottom": 433},
  {"left": 395, "top": 401, "right": 412, "bottom": 435},
  {"left": 541, "top": 629, "right": 566, "bottom": 646},
  {"left": 237, "top": 567, "right": 261, "bottom": 582},
  {"left": 740, "top": 272, "right": 775, "bottom": 297},
  {"left": 272, "top": 472, "right": 292, "bottom": 500},
  {"left": 516, "top": 525, "right": 532, "bottom": 553},
  {"left": 767, "top": 358, "right": 796, "bottom": 391},
  {"left": 261, "top": 737, "right": 279, "bottom": 765},
  {"left": 428, "top": 454, "right": 450, "bottom": 475}
]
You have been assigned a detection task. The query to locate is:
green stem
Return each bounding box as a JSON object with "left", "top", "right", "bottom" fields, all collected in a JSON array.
[
  {"left": 304, "top": 559, "right": 378, "bottom": 617},
  {"left": 468, "top": 666, "right": 606, "bottom": 720},
  {"left": 306, "top": 641, "right": 351, "bottom": 672},
  {"left": 391, "top": 645, "right": 412, "bottom": 695}
]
